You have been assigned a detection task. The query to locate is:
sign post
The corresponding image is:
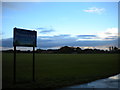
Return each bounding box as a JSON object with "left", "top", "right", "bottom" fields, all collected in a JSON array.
[
  {"left": 13, "top": 45, "right": 16, "bottom": 84},
  {"left": 13, "top": 27, "right": 37, "bottom": 83},
  {"left": 33, "top": 46, "right": 35, "bottom": 82}
]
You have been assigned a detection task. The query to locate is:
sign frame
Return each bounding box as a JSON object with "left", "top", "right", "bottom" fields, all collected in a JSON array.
[
  {"left": 13, "top": 27, "right": 37, "bottom": 83},
  {"left": 13, "top": 27, "right": 37, "bottom": 47}
]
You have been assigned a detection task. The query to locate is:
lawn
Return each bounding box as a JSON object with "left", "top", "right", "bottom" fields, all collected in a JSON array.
[{"left": 2, "top": 53, "right": 120, "bottom": 89}]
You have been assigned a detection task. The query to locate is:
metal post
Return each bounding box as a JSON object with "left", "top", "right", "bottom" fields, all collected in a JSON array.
[
  {"left": 33, "top": 46, "right": 35, "bottom": 81},
  {"left": 13, "top": 46, "right": 16, "bottom": 84}
]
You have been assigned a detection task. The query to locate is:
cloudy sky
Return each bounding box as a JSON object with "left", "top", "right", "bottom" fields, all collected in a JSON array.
[{"left": 1, "top": 1, "right": 119, "bottom": 50}]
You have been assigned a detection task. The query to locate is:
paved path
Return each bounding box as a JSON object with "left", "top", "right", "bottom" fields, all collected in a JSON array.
[{"left": 67, "top": 74, "right": 120, "bottom": 88}]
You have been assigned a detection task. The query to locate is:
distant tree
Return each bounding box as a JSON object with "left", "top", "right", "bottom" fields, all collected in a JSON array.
[
  {"left": 59, "top": 46, "right": 75, "bottom": 53},
  {"left": 109, "top": 46, "right": 118, "bottom": 52},
  {"left": 76, "top": 47, "right": 82, "bottom": 53},
  {"left": 109, "top": 46, "right": 112, "bottom": 51},
  {"left": 27, "top": 50, "right": 31, "bottom": 53},
  {"left": 112, "top": 46, "right": 114, "bottom": 51},
  {"left": 36, "top": 49, "right": 44, "bottom": 53},
  {"left": 113, "top": 46, "right": 118, "bottom": 51},
  {"left": 84, "top": 49, "right": 93, "bottom": 53}
]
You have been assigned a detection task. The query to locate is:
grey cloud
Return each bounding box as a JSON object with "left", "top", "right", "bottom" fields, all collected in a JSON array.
[
  {"left": 104, "top": 36, "right": 118, "bottom": 40},
  {"left": 105, "top": 32, "right": 112, "bottom": 35},
  {"left": 118, "top": 38, "right": 120, "bottom": 48},
  {"left": 37, "top": 34, "right": 118, "bottom": 48},
  {"left": 53, "top": 34, "right": 71, "bottom": 38},
  {"left": 77, "top": 35, "right": 97, "bottom": 37},
  {"left": 77, "top": 35, "right": 97, "bottom": 39},
  {"left": 36, "top": 27, "right": 55, "bottom": 34},
  {"left": 37, "top": 34, "right": 75, "bottom": 48},
  {"left": 38, "top": 34, "right": 71, "bottom": 39},
  {"left": 1, "top": 36, "right": 119, "bottom": 49},
  {"left": 36, "top": 27, "right": 46, "bottom": 30},
  {"left": 38, "top": 36, "right": 53, "bottom": 39},
  {"left": 105, "top": 37, "right": 115, "bottom": 39},
  {"left": 1, "top": 38, "right": 13, "bottom": 48},
  {"left": 40, "top": 29, "right": 55, "bottom": 34}
]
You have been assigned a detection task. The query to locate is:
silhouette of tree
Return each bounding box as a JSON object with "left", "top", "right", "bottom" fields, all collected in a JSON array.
[
  {"left": 113, "top": 46, "right": 118, "bottom": 51},
  {"left": 109, "top": 46, "right": 112, "bottom": 51},
  {"left": 59, "top": 46, "right": 75, "bottom": 53},
  {"left": 76, "top": 47, "right": 82, "bottom": 53},
  {"left": 111, "top": 46, "right": 114, "bottom": 51},
  {"left": 36, "top": 49, "right": 44, "bottom": 53},
  {"left": 2, "top": 46, "right": 120, "bottom": 54}
]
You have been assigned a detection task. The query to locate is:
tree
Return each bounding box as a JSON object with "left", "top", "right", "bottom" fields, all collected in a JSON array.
[
  {"left": 109, "top": 46, "right": 112, "bottom": 51},
  {"left": 76, "top": 47, "right": 82, "bottom": 53},
  {"left": 59, "top": 46, "right": 75, "bottom": 53},
  {"left": 113, "top": 46, "right": 118, "bottom": 51}
]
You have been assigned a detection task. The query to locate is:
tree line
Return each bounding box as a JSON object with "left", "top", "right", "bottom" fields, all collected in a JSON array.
[{"left": 2, "top": 46, "right": 120, "bottom": 54}]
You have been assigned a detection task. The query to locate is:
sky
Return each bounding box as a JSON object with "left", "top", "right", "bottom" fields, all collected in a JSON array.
[{"left": 1, "top": 2, "right": 119, "bottom": 50}]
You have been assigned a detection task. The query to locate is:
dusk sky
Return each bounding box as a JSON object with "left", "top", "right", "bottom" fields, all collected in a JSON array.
[{"left": 1, "top": 1, "right": 119, "bottom": 50}]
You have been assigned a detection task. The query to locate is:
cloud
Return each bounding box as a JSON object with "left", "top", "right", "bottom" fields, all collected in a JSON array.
[
  {"left": 1, "top": 37, "right": 118, "bottom": 50},
  {"left": 77, "top": 35, "right": 96, "bottom": 37},
  {"left": 96, "top": 28, "right": 118, "bottom": 40},
  {"left": 1, "top": 29, "right": 119, "bottom": 50},
  {"left": 36, "top": 27, "right": 46, "bottom": 30},
  {"left": 52, "top": 34, "right": 71, "bottom": 38},
  {"left": 33, "top": 38, "right": 116, "bottom": 48},
  {"left": 83, "top": 7, "right": 105, "bottom": 14},
  {"left": 77, "top": 35, "right": 97, "bottom": 39},
  {"left": 1, "top": 38, "right": 13, "bottom": 47},
  {"left": 36, "top": 27, "right": 55, "bottom": 34},
  {"left": 37, "top": 34, "right": 75, "bottom": 47},
  {"left": 76, "top": 28, "right": 118, "bottom": 41},
  {"left": 40, "top": 29, "right": 55, "bottom": 34}
]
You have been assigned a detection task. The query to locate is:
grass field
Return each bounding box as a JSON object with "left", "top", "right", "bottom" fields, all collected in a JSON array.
[{"left": 2, "top": 53, "right": 120, "bottom": 89}]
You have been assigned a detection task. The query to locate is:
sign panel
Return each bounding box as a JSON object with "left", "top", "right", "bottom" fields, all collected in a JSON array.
[{"left": 13, "top": 28, "right": 37, "bottom": 47}]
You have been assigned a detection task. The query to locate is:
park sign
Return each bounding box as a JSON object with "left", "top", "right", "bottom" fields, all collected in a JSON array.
[
  {"left": 13, "top": 27, "right": 37, "bottom": 47},
  {"left": 13, "top": 27, "right": 37, "bottom": 83}
]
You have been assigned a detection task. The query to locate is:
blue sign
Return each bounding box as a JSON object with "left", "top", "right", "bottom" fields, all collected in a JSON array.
[{"left": 13, "top": 28, "right": 37, "bottom": 47}]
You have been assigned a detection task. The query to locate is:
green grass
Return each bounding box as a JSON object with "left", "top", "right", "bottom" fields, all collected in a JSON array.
[{"left": 2, "top": 53, "right": 120, "bottom": 88}]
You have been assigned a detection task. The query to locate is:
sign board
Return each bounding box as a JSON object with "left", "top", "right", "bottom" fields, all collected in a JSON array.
[
  {"left": 13, "top": 27, "right": 37, "bottom": 83},
  {"left": 13, "top": 28, "right": 37, "bottom": 47}
]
